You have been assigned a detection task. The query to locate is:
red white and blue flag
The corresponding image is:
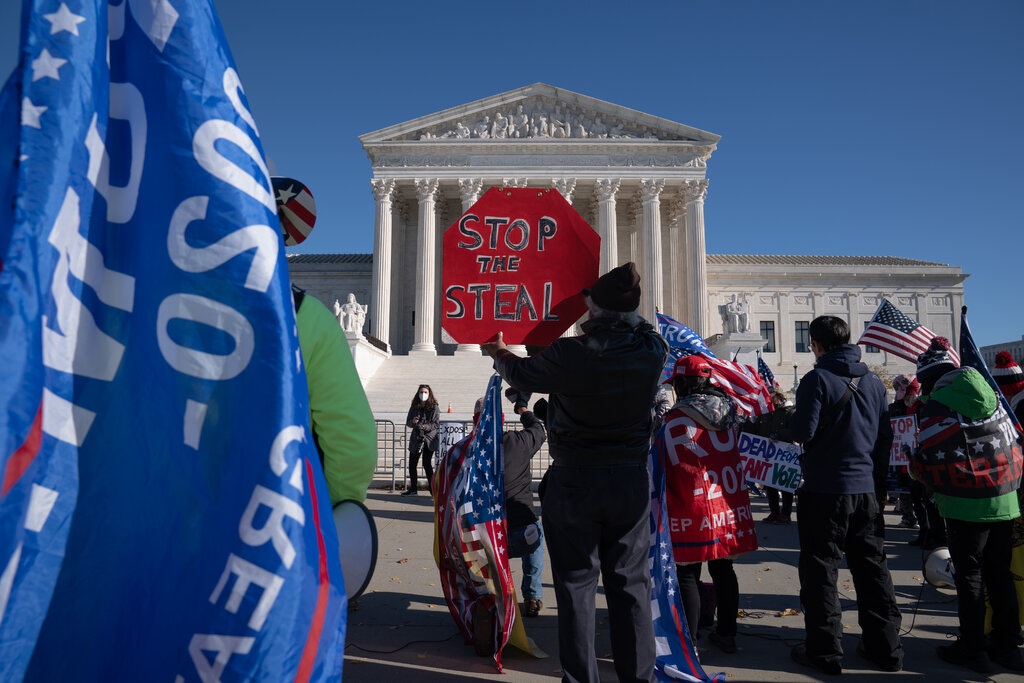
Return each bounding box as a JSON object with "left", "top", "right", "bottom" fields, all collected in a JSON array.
[
  {"left": 859, "top": 298, "right": 961, "bottom": 366},
  {"left": 434, "top": 374, "right": 517, "bottom": 671},
  {"left": 756, "top": 349, "right": 776, "bottom": 390},
  {"left": 649, "top": 434, "right": 726, "bottom": 683},
  {"left": 0, "top": 2, "right": 345, "bottom": 680},
  {"left": 657, "top": 314, "right": 771, "bottom": 418}
]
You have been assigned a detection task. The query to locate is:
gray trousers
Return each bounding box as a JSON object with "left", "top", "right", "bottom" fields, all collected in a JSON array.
[{"left": 542, "top": 462, "right": 655, "bottom": 683}]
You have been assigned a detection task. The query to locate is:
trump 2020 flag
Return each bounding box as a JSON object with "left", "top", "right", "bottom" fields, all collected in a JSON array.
[
  {"left": 434, "top": 374, "right": 517, "bottom": 672},
  {"left": 657, "top": 313, "right": 716, "bottom": 382},
  {"left": 649, "top": 434, "right": 725, "bottom": 683},
  {"left": 1, "top": 2, "right": 346, "bottom": 681},
  {"left": 656, "top": 314, "right": 770, "bottom": 417}
]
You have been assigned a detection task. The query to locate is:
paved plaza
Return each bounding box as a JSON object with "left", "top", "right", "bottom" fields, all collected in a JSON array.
[{"left": 342, "top": 480, "right": 1018, "bottom": 682}]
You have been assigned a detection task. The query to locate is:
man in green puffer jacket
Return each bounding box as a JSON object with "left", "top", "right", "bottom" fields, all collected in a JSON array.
[{"left": 910, "top": 337, "right": 1024, "bottom": 674}]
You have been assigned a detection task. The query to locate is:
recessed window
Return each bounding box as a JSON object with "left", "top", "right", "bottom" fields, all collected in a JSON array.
[
  {"left": 795, "top": 321, "right": 810, "bottom": 353},
  {"left": 760, "top": 321, "right": 776, "bottom": 353}
]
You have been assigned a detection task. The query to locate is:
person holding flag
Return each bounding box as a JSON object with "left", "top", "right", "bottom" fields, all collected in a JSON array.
[
  {"left": 483, "top": 262, "right": 668, "bottom": 683},
  {"left": 658, "top": 354, "right": 757, "bottom": 655}
]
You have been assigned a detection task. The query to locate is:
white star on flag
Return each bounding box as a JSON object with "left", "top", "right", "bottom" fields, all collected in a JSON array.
[
  {"left": 32, "top": 48, "right": 67, "bottom": 82},
  {"left": 21, "top": 98, "right": 47, "bottom": 128},
  {"left": 44, "top": 3, "right": 86, "bottom": 35}
]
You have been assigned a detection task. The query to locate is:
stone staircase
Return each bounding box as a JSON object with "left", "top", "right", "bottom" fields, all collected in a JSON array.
[{"left": 363, "top": 352, "right": 511, "bottom": 423}]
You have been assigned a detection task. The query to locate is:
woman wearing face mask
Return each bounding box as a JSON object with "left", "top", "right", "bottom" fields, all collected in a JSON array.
[{"left": 403, "top": 384, "right": 440, "bottom": 496}]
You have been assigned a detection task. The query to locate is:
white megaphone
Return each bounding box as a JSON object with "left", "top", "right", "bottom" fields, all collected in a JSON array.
[
  {"left": 332, "top": 499, "right": 378, "bottom": 600},
  {"left": 923, "top": 546, "right": 956, "bottom": 589}
]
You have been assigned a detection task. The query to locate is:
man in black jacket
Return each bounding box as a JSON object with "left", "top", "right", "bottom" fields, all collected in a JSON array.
[
  {"left": 483, "top": 262, "right": 668, "bottom": 683},
  {"left": 788, "top": 316, "right": 903, "bottom": 675}
]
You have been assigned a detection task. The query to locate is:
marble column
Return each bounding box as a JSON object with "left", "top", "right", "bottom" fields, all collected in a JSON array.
[
  {"left": 594, "top": 179, "right": 620, "bottom": 274},
  {"left": 369, "top": 178, "right": 395, "bottom": 351},
  {"left": 553, "top": 178, "right": 578, "bottom": 337},
  {"left": 667, "top": 194, "right": 685, "bottom": 321},
  {"left": 640, "top": 179, "right": 665, "bottom": 323},
  {"left": 683, "top": 179, "right": 710, "bottom": 338},
  {"left": 454, "top": 178, "right": 484, "bottom": 354},
  {"left": 411, "top": 178, "right": 438, "bottom": 355}
]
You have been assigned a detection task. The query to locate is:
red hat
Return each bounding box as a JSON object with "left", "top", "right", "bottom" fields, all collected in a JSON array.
[
  {"left": 892, "top": 374, "right": 921, "bottom": 400},
  {"left": 664, "top": 354, "right": 713, "bottom": 383},
  {"left": 993, "top": 351, "right": 1024, "bottom": 400}
]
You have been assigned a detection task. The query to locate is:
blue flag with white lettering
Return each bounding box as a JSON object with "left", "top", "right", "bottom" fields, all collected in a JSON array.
[
  {"left": 656, "top": 313, "right": 717, "bottom": 382},
  {"left": 1, "top": 1, "right": 346, "bottom": 680}
]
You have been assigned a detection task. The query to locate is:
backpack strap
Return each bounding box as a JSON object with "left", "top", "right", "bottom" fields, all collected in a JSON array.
[{"left": 817, "top": 376, "right": 861, "bottom": 434}]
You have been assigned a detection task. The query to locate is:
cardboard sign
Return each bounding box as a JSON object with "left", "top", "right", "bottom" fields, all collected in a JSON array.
[
  {"left": 890, "top": 415, "right": 917, "bottom": 466},
  {"left": 434, "top": 421, "right": 468, "bottom": 467},
  {"left": 441, "top": 187, "right": 600, "bottom": 345},
  {"left": 736, "top": 432, "right": 804, "bottom": 493}
]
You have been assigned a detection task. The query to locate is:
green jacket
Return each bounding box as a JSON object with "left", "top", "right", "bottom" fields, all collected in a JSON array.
[
  {"left": 296, "top": 291, "right": 377, "bottom": 504},
  {"left": 912, "top": 367, "right": 1022, "bottom": 522}
]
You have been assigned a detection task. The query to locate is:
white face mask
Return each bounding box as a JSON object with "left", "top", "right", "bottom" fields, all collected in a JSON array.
[{"left": 419, "top": 392, "right": 429, "bottom": 402}]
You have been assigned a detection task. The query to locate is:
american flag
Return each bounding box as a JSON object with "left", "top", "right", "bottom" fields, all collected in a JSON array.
[
  {"left": 434, "top": 374, "right": 516, "bottom": 671},
  {"left": 649, "top": 436, "right": 726, "bottom": 683},
  {"left": 756, "top": 349, "right": 776, "bottom": 390},
  {"left": 859, "top": 299, "right": 961, "bottom": 366},
  {"left": 960, "top": 307, "right": 1022, "bottom": 434}
]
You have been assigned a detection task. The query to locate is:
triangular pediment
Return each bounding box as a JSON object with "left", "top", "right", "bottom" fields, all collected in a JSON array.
[{"left": 360, "top": 83, "right": 720, "bottom": 145}]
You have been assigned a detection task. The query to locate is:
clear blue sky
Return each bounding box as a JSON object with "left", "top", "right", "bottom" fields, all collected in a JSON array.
[{"left": 2, "top": 1, "right": 1021, "bottom": 347}]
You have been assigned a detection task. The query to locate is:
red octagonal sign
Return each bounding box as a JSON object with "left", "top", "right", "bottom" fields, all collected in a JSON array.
[{"left": 442, "top": 187, "right": 600, "bottom": 346}]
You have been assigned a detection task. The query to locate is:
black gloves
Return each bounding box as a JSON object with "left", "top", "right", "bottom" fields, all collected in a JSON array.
[{"left": 505, "top": 387, "right": 532, "bottom": 412}]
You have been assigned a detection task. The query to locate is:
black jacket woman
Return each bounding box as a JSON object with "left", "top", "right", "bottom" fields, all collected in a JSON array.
[{"left": 403, "top": 384, "right": 440, "bottom": 495}]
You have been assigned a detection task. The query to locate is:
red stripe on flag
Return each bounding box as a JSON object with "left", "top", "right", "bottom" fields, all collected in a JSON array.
[
  {"left": 295, "top": 459, "right": 331, "bottom": 683},
  {"left": 3, "top": 403, "right": 44, "bottom": 496},
  {"left": 286, "top": 196, "right": 316, "bottom": 227}
]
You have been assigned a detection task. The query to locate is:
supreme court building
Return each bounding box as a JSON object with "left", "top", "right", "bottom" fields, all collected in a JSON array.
[{"left": 288, "top": 83, "right": 966, "bottom": 390}]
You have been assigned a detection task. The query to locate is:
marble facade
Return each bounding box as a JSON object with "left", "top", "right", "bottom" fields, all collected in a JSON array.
[{"left": 287, "top": 83, "right": 967, "bottom": 387}]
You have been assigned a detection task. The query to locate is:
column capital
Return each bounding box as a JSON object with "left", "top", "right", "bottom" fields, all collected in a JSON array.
[
  {"left": 457, "top": 178, "right": 483, "bottom": 207},
  {"left": 502, "top": 177, "right": 529, "bottom": 188},
  {"left": 414, "top": 178, "right": 439, "bottom": 202},
  {"left": 640, "top": 178, "right": 665, "bottom": 202},
  {"left": 593, "top": 178, "right": 621, "bottom": 202},
  {"left": 681, "top": 178, "right": 709, "bottom": 203},
  {"left": 371, "top": 177, "right": 396, "bottom": 201},
  {"left": 552, "top": 177, "right": 577, "bottom": 204}
]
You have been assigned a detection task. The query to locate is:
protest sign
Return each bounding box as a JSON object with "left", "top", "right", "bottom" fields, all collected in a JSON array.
[
  {"left": 890, "top": 415, "right": 917, "bottom": 466},
  {"left": 441, "top": 187, "right": 599, "bottom": 346},
  {"left": 736, "top": 432, "right": 803, "bottom": 493}
]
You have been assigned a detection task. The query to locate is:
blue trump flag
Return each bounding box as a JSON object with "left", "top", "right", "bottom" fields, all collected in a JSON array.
[
  {"left": 960, "top": 306, "right": 1022, "bottom": 434},
  {"left": 1, "top": 1, "right": 346, "bottom": 681},
  {"left": 656, "top": 313, "right": 716, "bottom": 382}
]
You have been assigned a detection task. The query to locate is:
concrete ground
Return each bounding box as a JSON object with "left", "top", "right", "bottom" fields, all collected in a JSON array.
[{"left": 341, "top": 481, "right": 1019, "bottom": 682}]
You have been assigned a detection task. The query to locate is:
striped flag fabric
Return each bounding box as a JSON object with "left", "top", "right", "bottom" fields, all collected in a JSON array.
[
  {"left": 649, "top": 434, "right": 726, "bottom": 683},
  {"left": 959, "top": 307, "right": 1022, "bottom": 434},
  {"left": 859, "top": 298, "right": 961, "bottom": 366},
  {"left": 756, "top": 349, "right": 776, "bottom": 390},
  {"left": 1, "top": 2, "right": 347, "bottom": 680},
  {"left": 434, "top": 374, "right": 517, "bottom": 672}
]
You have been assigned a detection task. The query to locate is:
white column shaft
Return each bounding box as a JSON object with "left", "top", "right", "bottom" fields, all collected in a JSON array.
[
  {"left": 370, "top": 179, "right": 394, "bottom": 349},
  {"left": 640, "top": 180, "right": 664, "bottom": 322},
  {"left": 412, "top": 179, "right": 438, "bottom": 354}
]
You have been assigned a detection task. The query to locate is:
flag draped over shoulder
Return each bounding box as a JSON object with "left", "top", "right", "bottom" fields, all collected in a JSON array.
[
  {"left": 960, "top": 307, "right": 1022, "bottom": 434},
  {"left": 1, "top": 2, "right": 346, "bottom": 680},
  {"left": 434, "top": 374, "right": 517, "bottom": 671},
  {"left": 649, "top": 435, "right": 726, "bottom": 683},
  {"left": 656, "top": 314, "right": 770, "bottom": 417},
  {"left": 859, "top": 298, "right": 961, "bottom": 366}
]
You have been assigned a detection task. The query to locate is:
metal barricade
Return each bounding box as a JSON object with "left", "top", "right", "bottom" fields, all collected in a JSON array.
[{"left": 374, "top": 419, "right": 405, "bottom": 491}]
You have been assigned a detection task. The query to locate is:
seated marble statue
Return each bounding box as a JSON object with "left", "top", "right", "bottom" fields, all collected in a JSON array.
[
  {"left": 339, "top": 293, "right": 368, "bottom": 335},
  {"left": 723, "top": 294, "right": 750, "bottom": 333}
]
